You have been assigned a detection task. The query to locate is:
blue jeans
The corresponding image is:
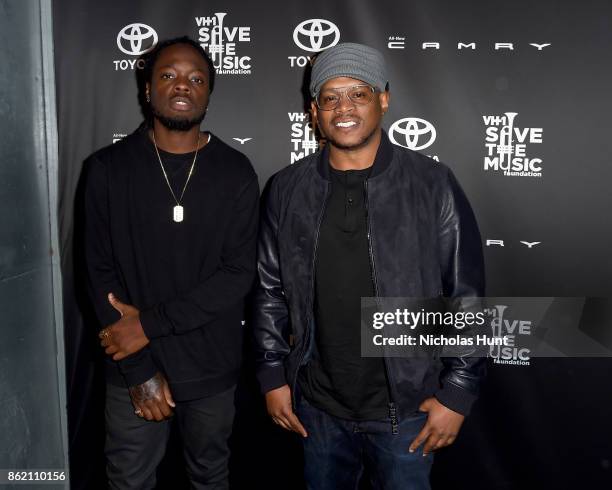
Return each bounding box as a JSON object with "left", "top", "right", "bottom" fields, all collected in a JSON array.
[{"left": 296, "top": 395, "right": 432, "bottom": 490}]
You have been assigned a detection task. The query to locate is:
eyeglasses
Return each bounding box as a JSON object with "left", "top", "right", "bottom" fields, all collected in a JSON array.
[{"left": 315, "top": 84, "right": 376, "bottom": 111}]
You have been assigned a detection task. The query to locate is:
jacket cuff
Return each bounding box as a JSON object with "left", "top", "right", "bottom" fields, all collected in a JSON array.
[
  {"left": 257, "top": 364, "right": 287, "bottom": 394},
  {"left": 434, "top": 380, "right": 478, "bottom": 416},
  {"left": 117, "top": 348, "right": 158, "bottom": 387},
  {"left": 140, "top": 307, "right": 172, "bottom": 339}
]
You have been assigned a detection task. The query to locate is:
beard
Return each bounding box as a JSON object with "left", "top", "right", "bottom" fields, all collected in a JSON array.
[{"left": 151, "top": 104, "right": 206, "bottom": 132}]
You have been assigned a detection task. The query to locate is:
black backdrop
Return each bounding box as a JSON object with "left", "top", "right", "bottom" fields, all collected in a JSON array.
[{"left": 53, "top": 1, "right": 612, "bottom": 488}]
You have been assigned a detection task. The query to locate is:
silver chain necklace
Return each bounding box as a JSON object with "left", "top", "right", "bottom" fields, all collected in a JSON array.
[{"left": 152, "top": 131, "right": 206, "bottom": 223}]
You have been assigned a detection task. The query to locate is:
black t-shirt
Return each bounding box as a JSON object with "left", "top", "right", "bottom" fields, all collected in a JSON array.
[
  {"left": 155, "top": 145, "right": 198, "bottom": 197},
  {"left": 299, "top": 166, "right": 390, "bottom": 420}
]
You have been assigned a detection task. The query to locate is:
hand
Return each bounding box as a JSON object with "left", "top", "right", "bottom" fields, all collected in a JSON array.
[
  {"left": 409, "top": 397, "right": 465, "bottom": 455},
  {"left": 99, "top": 293, "right": 150, "bottom": 360},
  {"left": 129, "top": 372, "right": 176, "bottom": 421},
  {"left": 265, "top": 384, "right": 308, "bottom": 437}
]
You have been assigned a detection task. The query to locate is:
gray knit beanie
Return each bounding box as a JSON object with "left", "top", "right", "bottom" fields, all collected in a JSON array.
[{"left": 309, "top": 42, "right": 388, "bottom": 97}]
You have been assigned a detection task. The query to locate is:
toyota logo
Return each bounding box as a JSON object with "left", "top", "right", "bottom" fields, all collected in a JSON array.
[
  {"left": 389, "top": 117, "right": 437, "bottom": 150},
  {"left": 293, "top": 19, "right": 340, "bottom": 52},
  {"left": 117, "top": 23, "right": 158, "bottom": 56}
]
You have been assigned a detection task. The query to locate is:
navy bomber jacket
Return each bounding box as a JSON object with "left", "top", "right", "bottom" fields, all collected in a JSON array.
[{"left": 252, "top": 130, "right": 486, "bottom": 418}]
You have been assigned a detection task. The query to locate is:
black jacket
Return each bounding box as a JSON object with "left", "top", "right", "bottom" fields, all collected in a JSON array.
[
  {"left": 252, "top": 131, "right": 485, "bottom": 417},
  {"left": 84, "top": 126, "right": 259, "bottom": 400}
]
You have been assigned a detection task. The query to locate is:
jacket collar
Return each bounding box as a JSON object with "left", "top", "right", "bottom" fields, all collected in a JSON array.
[{"left": 316, "top": 129, "right": 394, "bottom": 180}]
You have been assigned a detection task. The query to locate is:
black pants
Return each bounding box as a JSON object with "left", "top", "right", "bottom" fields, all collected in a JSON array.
[{"left": 105, "top": 383, "right": 236, "bottom": 490}]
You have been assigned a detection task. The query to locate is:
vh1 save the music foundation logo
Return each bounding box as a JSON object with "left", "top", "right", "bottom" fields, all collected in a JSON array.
[
  {"left": 483, "top": 112, "right": 543, "bottom": 178},
  {"left": 195, "top": 12, "right": 252, "bottom": 75},
  {"left": 288, "top": 112, "right": 318, "bottom": 163},
  {"left": 486, "top": 304, "right": 531, "bottom": 366}
]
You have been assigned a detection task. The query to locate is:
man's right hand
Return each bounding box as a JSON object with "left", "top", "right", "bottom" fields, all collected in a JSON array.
[
  {"left": 265, "top": 384, "right": 308, "bottom": 437},
  {"left": 128, "top": 372, "right": 176, "bottom": 422}
]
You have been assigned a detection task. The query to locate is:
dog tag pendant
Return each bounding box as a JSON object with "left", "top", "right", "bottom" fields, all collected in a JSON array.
[{"left": 173, "top": 205, "right": 184, "bottom": 223}]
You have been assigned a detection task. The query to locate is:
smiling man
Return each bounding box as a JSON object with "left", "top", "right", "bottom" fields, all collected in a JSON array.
[
  {"left": 253, "top": 43, "right": 485, "bottom": 489},
  {"left": 83, "top": 37, "right": 259, "bottom": 489}
]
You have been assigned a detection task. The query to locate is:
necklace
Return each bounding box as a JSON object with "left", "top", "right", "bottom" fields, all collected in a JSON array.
[{"left": 152, "top": 131, "right": 205, "bottom": 223}]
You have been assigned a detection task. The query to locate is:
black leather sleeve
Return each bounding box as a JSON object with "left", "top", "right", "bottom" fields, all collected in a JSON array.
[
  {"left": 252, "top": 178, "right": 292, "bottom": 394},
  {"left": 435, "top": 168, "right": 487, "bottom": 416}
]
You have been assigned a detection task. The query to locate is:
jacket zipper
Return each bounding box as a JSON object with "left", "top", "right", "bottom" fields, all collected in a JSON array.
[
  {"left": 291, "top": 182, "right": 331, "bottom": 408},
  {"left": 364, "top": 180, "right": 400, "bottom": 435}
]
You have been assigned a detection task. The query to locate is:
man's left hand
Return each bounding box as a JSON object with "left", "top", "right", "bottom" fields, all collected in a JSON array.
[
  {"left": 99, "top": 293, "right": 150, "bottom": 360},
  {"left": 408, "top": 397, "right": 465, "bottom": 456}
]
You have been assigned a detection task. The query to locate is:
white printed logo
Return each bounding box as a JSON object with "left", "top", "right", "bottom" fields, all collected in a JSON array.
[
  {"left": 113, "top": 23, "right": 158, "bottom": 70},
  {"left": 112, "top": 133, "right": 127, "bottom": 144},
  {"left": 233, "top": 137, "right": 252, "bottom": 145},
  {"left": 486, "top": 240, "right": 542, "bottom": 248},
  {"left": 389, "top": 117, "right": 436, "bottom": 151},
  {"left": 289, "top": 112, "right": 317, "bottom": 163},
  {"left": 486, "top": 305, "right": 531, "bottom": 366},
  {"left": 520, "top": 241, "right": 541, "bottom": 249},
  {"left": 116, "top": 23, "right": 158, "bottom": 56},
  {"left": 196, "top": 13, "right": 252, "bottom": 75},
  {"left": 293, "top": 19, "right": 340, "bottom": 52},
  {"left": 483, "top": 112, "right": 543, "bottom": 177},
  {"left": 387, "top": 36, "right": 551, "bottom": 52}
]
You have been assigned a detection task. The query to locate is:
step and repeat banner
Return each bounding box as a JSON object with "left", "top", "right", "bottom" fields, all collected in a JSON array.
[{"left": 54, "top": 1, "right": 612, "bottom": 488}]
